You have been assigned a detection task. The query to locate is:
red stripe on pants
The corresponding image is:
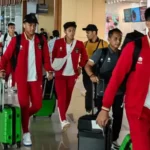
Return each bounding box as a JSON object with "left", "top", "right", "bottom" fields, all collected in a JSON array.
[
  {"left": 127, "top": 107, "right": 150, "bottom": 150},
  {"left": 55, "top": 76, "right": 77, "bottom": 121},
  {"left": 17, "top": 81, "right": 42, "bottom": 133}
]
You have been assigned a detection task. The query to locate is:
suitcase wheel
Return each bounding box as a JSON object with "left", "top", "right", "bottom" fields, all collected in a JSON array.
[
  {"left": 2, "top": 144, "right": 8, "bottom": 150},
  {"left": 17, "top": 142, "right": 21, "bottom": 148}
]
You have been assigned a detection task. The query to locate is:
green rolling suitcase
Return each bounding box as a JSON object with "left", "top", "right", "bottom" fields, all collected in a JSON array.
[
  {"left": 0, "top": 79, "right": 22, "bottom": 150},
  {"left": 34, "top": 77, "right": 56, "bottom": 118},
  {"left": 120, "top": 134, "right": 132, "bottom": 150}
]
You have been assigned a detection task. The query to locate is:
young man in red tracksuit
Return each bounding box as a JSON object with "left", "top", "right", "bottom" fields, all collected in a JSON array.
[
  {"left": 96, "top": 7, "right": 150, "bottom": 150},
  {"left": 0, "top": 13, "right": 52, "bottom": 146},
  {"left": 52, "top": 22, "right": 88, "bottom": 131}
]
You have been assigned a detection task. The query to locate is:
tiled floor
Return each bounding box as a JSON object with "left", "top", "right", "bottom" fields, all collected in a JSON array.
[{"left": 0, "top": 77, "right": 129, "bottom": 150}]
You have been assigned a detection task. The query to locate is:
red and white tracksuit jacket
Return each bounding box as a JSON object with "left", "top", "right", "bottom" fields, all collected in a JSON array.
[
  {"left": 102, "top": 35, "right": 150, "bottom": 150},
  {"left": 0, "top": 33, "right": 52, "bottom": 133},
  {"left": 52, "top": 38, "right": 88, "bottom": 121}
]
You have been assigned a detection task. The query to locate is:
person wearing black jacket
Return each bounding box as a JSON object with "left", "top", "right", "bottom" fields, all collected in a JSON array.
[
  {"left": 85, "top": 28, "right": 123, "bottom": 150},
  {"left": 40, "top": 28, "right": 48, "bottom": 40}
]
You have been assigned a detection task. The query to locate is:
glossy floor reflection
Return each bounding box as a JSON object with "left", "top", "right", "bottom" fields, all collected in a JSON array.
[{"left": 0, "top": 77, "right": 130, "bottom": 150}]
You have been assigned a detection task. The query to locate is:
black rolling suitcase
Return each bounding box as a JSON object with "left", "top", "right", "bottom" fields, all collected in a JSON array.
[{"left": 78, "top": 84, "right": 112, "bottom": 150}]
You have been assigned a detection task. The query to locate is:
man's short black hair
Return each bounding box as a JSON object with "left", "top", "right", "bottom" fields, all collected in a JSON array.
[
  {"left": 63, "top": 22, "right": 77, "bottom": 30},
  {"left": 52, "top": 30, "right": 59, "bottom": 37},
  {"left": 40, "top": 28, "right": 44, "bottom": 31},
  {"left": 108, "top": 28, "right": 122, "bottom": 38},
  {"left": 8, "top": 22, "right": 15, "bottom": 27},
  {"left": 49, "top": 36, "right": 53, "bottom": 39},
  {"left": 145, "top": 7, "right": 150, "bottom": 21}
]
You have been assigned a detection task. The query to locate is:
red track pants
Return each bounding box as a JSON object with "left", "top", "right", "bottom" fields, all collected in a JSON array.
[
  {"left": 55, "top": 76, "right": 77, "bottom": 121},
  {"left": 127, "top": 107, "right": 150, "bottom": 150},
  {"left": 17, "top": 81, "right": 42, "bottom": 133}
]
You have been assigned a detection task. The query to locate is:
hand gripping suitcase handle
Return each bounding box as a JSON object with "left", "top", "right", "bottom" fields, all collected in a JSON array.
[{"left": 0, "top": 79, "right": 5, "bottom": 112}]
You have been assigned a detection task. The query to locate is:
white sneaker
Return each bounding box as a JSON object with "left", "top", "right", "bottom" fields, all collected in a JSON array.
[
  {"left": 61, "top": 120, "right": 70, "bottom": 132},
  {"left": 23, "top": 132, "right": 32, "bottom": 146},
  {"left": 10, "top": 86, "right": 17, "bottom": 92},
  {"left": 4, "top": 82, "right": 8, "bottom": 90}
]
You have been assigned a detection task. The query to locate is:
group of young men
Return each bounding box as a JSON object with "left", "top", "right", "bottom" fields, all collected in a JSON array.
[{"left": 0, "top": 7, "right": 150, "bottom": 150}]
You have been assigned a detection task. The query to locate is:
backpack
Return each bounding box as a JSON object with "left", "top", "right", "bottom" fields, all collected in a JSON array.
[
  {"left": 94, "top": 36, "right": 143, "bottom": 93},
  {"left": 3, "top": 32, "right": 18, "bottom": 43},
  {"left": 11, "top": 33, "right": 44, "bottom": 71},
  {"left": 1, "top": 32, "right": 18, "bottom": 55}
]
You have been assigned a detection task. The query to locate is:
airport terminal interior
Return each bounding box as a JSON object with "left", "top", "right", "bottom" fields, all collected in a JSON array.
[{"left": 0, "top": 0, "right": 149, "bottom": 150}]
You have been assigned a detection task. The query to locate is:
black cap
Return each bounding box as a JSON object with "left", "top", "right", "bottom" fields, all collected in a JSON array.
[
  {"left": 23, "top": 13, "right": 38, "bottom": 24},
  {"left": 63, "top": 22, "right": 77, "bottom": 30},
  {"left": 82, "top": 24, "right": 98, "bottom": 31}
]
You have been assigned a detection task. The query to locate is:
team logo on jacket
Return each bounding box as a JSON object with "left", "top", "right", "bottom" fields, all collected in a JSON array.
[
  {"left": 60, "top": 47, "right": 62, "bottom": 51},
  {"left": 20, "top": 45, "right": 23, "bottom": 50},
  {"left": 38, "top": 44, "right": 42, "bottom": 49},
  {"left": 137, "top": 57, "right": 143, "bottom": 64},
  {"left": 75, "top": 48, "right": 79, "bottom": 53}
]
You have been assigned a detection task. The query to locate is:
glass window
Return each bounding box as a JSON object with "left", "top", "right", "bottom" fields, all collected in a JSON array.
[{"left": 0, "top": 4, "right": 22, "bottom": 34}]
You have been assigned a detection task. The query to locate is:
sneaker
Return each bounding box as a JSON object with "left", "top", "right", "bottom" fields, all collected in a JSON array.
[
  {"left": 111, "top": 141, "right": 120, "bottom": 150},
  {"left": 10, "top": 87, "right": 17, "bottom": 93},
  {"left": 61, "top": 120, "right": 70, "bottom": 132},
  {"left": 23, "top": 132, "right": 32, "bottom": 146},
  {"left": 4, "top": 82, "right": 8, "bottom": 89}
]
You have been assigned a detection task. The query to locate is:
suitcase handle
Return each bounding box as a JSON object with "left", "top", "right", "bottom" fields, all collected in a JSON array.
[
  {"left": 0, "top": 79, "right": 5, "bottom": 112},
  {"left": 42, "top": 76, "right": 55, "bottom": 99}
]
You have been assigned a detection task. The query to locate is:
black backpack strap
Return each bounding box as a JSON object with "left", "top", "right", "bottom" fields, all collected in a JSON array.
[
  {"left": 102, "top": 40, "right": 104, "bottom": 48},
  {"left": 14, "top": 31, "right": 18, "bottom": 36},
  {"left": 96, "top": 39, "right": 101, "bottom": 50},
  {"left": 120, "top": 38, "right": 142, "bottom": 93},
  {"left": 99, "top": 48, "right": 108, "bottom": 68},
  {"left": 11, "top": 34, "right": 21, "bottom": 71},
  {"left": 3, "top": 33, "right": 7, "bottom": 43},
  {"left": 94, "top": 48, "right": 108, "bottom": 76},
  {"left": 1, "top": 33, "right": 8, "bottom": 56},
  {"left": 36, "top": 33, "right": 44, "bottom": 50},
  {"left": 130, "top": 38, "right": 142, "bottom": 72},
  {"left": 84, "top": 41, "right": 88, "bottom": 48}
]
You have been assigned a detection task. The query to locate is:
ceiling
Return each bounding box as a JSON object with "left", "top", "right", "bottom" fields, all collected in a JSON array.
[{"left": 106, "top": 0, "right": 147, "bottom": 4}]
